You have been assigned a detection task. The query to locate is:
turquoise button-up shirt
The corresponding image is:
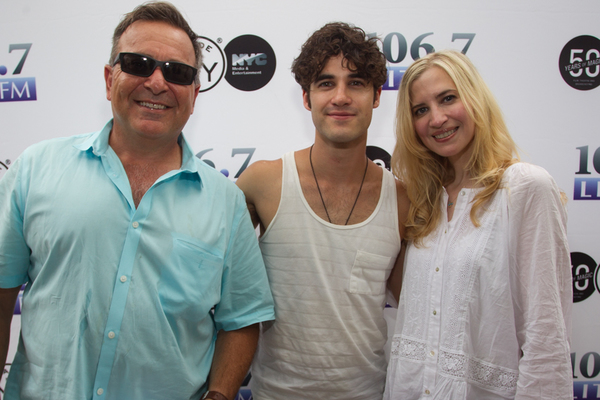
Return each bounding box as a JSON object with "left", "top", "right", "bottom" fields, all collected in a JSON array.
[{"left": 0, "top": 120, "right": 274, "bottom": 400}]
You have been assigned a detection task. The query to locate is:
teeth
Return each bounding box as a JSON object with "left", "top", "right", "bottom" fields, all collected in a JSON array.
[
  {"left": 434, "top": 128, "right": 457, "bottom": 139},
  {"left": 140, "top": 101, "right": 166, "bottom": 110}
]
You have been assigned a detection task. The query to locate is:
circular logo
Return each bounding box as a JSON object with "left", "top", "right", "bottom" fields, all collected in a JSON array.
[
  {"left": 572, "top": 252, "right": 598, "bottom": 302},
  {"left": 198, "top": 37, "right": 226, "bottom": 92},
  {"left": 224, "top": 35, "right": 276, "bottom": 91},
  {"left": 367, "top": 146, "right": 391, "bottom": 171},
  {"left": 559, "top": 35, "right": 600, "bottom": 91}
]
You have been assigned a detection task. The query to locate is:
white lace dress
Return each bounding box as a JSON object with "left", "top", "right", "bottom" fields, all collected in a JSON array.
[{"left": 384, "top": 163, "right": 573, "bottom": 400}]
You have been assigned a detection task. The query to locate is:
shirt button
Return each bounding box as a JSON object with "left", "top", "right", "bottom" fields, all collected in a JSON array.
[
  {"left": 435, "top": 267, "right": 440, "bottom": 272},
  {"left": 433, "top": 310, "right": 437, "bottom": 315},
  {"left": 425, "top": 389, "right": 431, "bottom": 395},
  {"left": 120, "top": 275, "right": 127, "bottom": 283},
  {"left": 108, "top": 331, "right": 115, "bottom": 339},
  {"left": 430, "top": 350, "right": 435, "bottom": 356},
  {"left": 97, "top": 388, "right": 104, "bottom": 395},
  {"left": 460, "top": 190, "right": 466, "bottom": 196},
  {"left": 132, "top": 221, "right": 139, "bottom": 228}
]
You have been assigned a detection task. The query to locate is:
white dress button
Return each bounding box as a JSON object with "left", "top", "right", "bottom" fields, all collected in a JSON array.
[
  {"left": 435, "top": 267, "right": 439, "bottom": 272},
  {"left": 132, "top": 221, "right": 139, "bottom": 228},
  {"left": 433, "top": 310, "right": 437, "bottom": 315},
  {"left": 108, "top": 331, "right": 115, "bottom": 339},
  {"left": 97, "top": 388, "right": 104, "bottom": 395},
  {"left": 120, "top": 275, "right": 127, "bottom": 283},
  {"left": 460, "top": 190, "right": 466, "bottom": 196},
  {"left": 425, "top": 389, "right": 431, "bottom": 395},
  {"left": 430, "top": 350, "right": 435, "bottom": 356}
]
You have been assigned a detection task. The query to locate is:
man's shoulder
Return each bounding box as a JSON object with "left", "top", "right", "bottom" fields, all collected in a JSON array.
[
  {"left": 236, "top": 158, "right": 283, "bottom": 193},
  {"left": 15, "top": 132, "right": 97, "bottom": 169},
  {"left": 244, "top": 159, "right": 283, "bottom": 178}
]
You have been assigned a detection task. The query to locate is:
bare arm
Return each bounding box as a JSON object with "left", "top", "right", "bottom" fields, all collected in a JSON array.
[
  {"left": 388, "top": 240, "right": 406, "bottom": 304},
  {"left": 0, "top": 286, "right": 20, "bottom": 372},
  {"left": 235, "top": 159, "right": 282, "bottom": 235},
  {"left": 387, "top": 179, "right": 411, "bottom": 303},
  {"left": 205, "top": 324, "right": 259, "bottom": 400}
]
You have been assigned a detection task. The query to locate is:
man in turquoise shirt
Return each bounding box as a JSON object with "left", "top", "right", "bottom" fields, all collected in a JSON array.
[{"left": 0, "top": 3, "right": 274, "bottom": 400}]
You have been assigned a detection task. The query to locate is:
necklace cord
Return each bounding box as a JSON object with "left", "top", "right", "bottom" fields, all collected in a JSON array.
[{"left": 309, "top": 145, "right": 368, "bottom": 225}]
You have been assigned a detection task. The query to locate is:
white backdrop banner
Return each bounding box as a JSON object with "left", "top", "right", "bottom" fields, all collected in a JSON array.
[{"left": 1, "top": 0, "right": 599, "bottom": 398}]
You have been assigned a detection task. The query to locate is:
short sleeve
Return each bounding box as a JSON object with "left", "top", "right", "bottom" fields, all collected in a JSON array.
[{"left": 213, "top": 196, "right": 274, "bottom": 331}]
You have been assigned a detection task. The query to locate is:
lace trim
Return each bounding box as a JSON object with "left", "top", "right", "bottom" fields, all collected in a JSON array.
[
  {"left": 390, "top": 336, "right": 426, "bottom": 361},
  {"left": 439, "top": 350, "right": 518, "bottom": 392}
]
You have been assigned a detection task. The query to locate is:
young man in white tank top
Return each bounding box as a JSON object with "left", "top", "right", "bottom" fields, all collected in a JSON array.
[{"left": 236, "top": 23, "right": 409, "bottom": 400}]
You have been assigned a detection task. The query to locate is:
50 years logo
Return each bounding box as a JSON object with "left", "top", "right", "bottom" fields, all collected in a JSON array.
[
  {"left": 0, "top": 43, "right": 36, "bottom": 102},
  {"left": 559, "top": 35, "right": 600, "bottom": 91}
]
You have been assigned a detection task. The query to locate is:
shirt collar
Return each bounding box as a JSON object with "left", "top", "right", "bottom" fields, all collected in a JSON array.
[{"left": 74, "top": 119, "right": 200, "bottom": 177}]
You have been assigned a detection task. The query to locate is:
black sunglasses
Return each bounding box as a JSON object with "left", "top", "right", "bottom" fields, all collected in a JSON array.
[{"left": 113, "top": 52, "right": 198, "bottom": 85}]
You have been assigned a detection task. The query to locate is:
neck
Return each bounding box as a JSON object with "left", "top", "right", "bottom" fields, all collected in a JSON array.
[
  {"left": 309, "top": 137, "right": 368, "bottom": 184},
  {"left": 109, "top": 128, "right": 182, "bottom": 169}
]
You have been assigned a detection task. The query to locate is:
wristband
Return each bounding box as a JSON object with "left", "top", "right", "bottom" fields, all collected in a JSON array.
[{"left": 201, "top": 390, "right": 229, "bottom": 400}]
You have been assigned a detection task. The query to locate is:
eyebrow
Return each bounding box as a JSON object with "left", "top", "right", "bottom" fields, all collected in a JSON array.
[{"left": 313, "top": 72, "right": 366, "bottom": 83}]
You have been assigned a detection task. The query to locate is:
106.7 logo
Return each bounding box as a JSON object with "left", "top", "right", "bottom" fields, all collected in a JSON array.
[
  {"left": 372, "top": 32, "right": 476, "bottom": 90},
  {"left": 574, "top": 145, "right": 600, "bottom": 200},
  {"left": 572, "top": 351, "right": 600, "bottom": 399},
  {"left": 0, "top": 43, "right": 36, "bottom": 102}
]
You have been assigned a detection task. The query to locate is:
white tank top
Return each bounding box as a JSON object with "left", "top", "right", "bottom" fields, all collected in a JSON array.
[{"left": 250, "top": 152, "right": 402, "bottom": 400}]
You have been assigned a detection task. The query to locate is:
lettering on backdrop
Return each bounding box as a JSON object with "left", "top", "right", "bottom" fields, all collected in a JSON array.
[
  {"left": 224, "top": 34, "right": 276, "bottom": 91},
  {"left": 0, "top": 43, "right": 37, "bottom": 102},
  {"left": 573, "top": 351, "right": 600, "bottom": 399},
  {"left": 198, "top": 36, "right": 226, "bottom": 92},
  {"left": 367, "top": 32, "right": 476, "bottom": 90},
  {"left": 196, "top": 146, "right": 392, "bottom": 181},
  {"left": 559, "top": 35, "right": 600, "bottom": 91},
  {"left": 574, "top": 145, "right": 600, "bottom": 200}
]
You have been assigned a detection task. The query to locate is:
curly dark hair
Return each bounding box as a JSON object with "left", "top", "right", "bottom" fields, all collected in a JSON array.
[
  {"left": 109, "top": 1, "right": 201, "bottom": 84},
  {"left": 292, "top": 22, "right": 387, "bottom": 94}
]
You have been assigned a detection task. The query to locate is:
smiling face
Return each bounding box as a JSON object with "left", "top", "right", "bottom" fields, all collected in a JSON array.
[
  {"left": 303, "top": 54, "right": 381, "bottom": 147},
  {"left": 410, "top": 66, "right": 475, "bottom": 167},
  {"left": 104, "top": 20, "right": 200, "bottom": 147}
]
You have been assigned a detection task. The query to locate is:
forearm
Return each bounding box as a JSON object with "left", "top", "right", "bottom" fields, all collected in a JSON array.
[
  {"left": 206, "top": 324, "right": 259, "bottom": 400},
  {"left": 387, "top": 240, "right": 406, "bottom": 305},
  {"left": 0, "top": 286, "right": 20, "bottom": 371}
]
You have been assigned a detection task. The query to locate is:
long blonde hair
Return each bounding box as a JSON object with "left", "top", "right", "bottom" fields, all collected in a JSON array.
[{"left": 392, "top": 50, "right": 519, "bottom": 245}]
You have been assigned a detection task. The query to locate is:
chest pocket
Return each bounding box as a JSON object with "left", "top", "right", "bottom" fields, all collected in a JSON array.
[
  {"left": 159, "top": 233, "right": 224, "bottom": 321},
  {"left": 348, "top": 250, "right": 393, "bottom": 295}
]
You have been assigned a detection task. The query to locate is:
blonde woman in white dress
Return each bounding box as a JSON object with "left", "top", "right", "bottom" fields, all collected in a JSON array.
[{"left": 384, "top": 50, "right": 572, "bottom": 400}]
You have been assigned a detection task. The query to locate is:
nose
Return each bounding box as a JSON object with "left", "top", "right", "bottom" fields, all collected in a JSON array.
[
  {"left": 429, "top": 106, "right": 448, "bottom": 128},
  {"left": 331, "top": 84, "right": 351, "bottom": 106},
  {"left": 144, "top": 66, "right": 169, "bottom": 94}
]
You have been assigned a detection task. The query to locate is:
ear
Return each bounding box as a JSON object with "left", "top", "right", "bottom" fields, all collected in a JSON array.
[
  {"left": 190, "top": 83, "right": 201, "bottom": 113},
  {"left": 302, "top": 89, "right": 311, "bottom": 111},
  {"left": 104, "top": 65, "right": 113, "bottom": 101},
  {"left": 373, "top": 86, "right": 382, "bottom": 109}
]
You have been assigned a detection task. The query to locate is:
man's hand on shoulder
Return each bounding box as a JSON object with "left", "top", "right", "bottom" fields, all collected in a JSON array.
[{"left": 236, "top": 159, "right": 282, "bottom": 235}]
